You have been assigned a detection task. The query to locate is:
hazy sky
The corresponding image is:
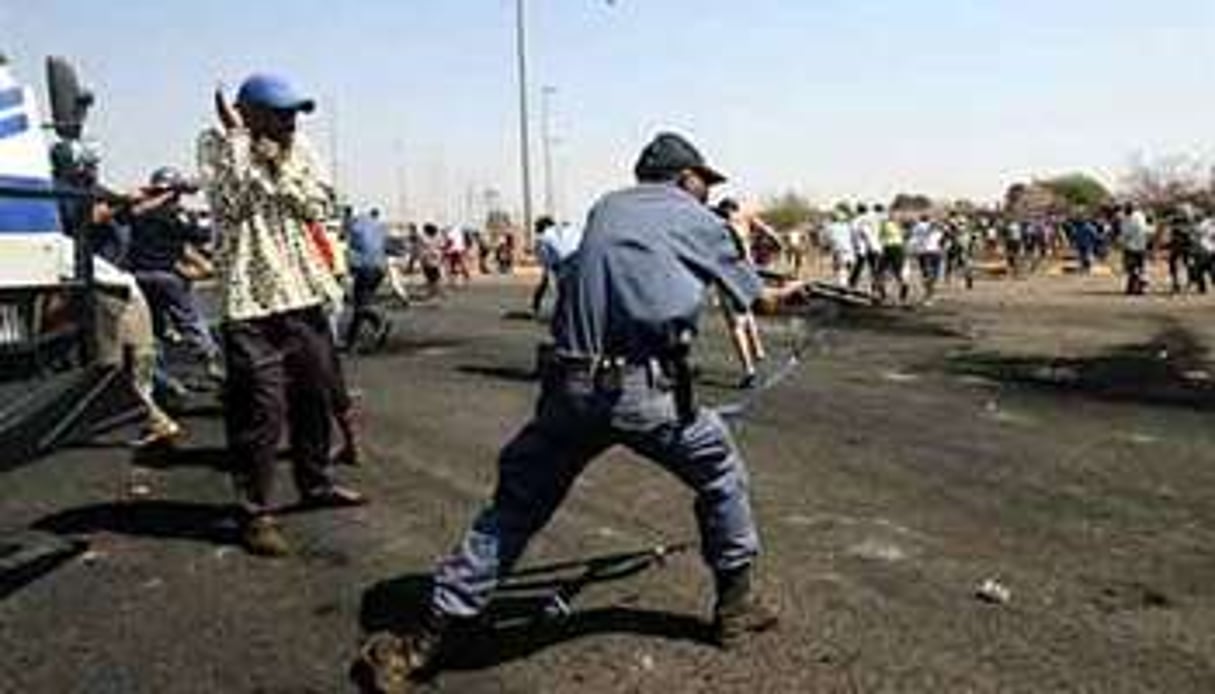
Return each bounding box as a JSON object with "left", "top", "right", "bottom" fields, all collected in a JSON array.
[{"left": 3, "top": 0, "right": 1213, "bottom": 222}]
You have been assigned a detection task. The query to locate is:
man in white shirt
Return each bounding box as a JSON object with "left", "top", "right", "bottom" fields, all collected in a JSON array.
[
  {"left": 1119, "top": 203, "right": 1153, "bottom": 295},
  {"left": 849, "top": 204, "right": 882, "bottom": 291},
  {"left": 825, "top": 211, "right": 855, "bottom": 286},
  {"left": 908, "top": 215, "right": 945, "bottom": 304},
  {"left": 530, "top": 216, "right": 583, "bottom": 315}
]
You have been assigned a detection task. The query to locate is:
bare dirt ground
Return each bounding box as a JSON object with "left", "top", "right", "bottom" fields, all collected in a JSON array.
[{"left": 4, "top": 264, "right": 1215, "bottom": 693}]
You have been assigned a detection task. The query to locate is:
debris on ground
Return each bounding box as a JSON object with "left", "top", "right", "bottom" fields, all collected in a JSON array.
[{"left": 976, "top": 578, "right": 1011, "bottom": 605}]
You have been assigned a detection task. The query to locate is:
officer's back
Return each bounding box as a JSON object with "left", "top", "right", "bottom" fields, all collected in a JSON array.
[{"left": 554, "top": 181, "right": 757, "bottom": 363}]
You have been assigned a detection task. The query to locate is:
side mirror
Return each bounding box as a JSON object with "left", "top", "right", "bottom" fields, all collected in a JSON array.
[{"left": 45, "top": 55, "right": 94, "bottom": 141}]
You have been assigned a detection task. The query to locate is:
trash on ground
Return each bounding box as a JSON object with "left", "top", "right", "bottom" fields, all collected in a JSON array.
[{"left": 976, "top": 577, "right": 1011, "bottom": 604}]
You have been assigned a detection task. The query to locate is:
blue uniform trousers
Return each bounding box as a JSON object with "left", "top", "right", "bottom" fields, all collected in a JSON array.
[{"left": 432, "top": 361, "right": 761, "bottom": 617}]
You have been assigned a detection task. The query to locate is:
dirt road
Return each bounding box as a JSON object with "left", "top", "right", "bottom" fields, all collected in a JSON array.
[{"left": 3, "top": 271, "right": 1215, "bottom": 692}]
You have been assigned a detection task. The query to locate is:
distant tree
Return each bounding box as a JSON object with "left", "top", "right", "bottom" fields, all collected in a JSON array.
[
  {"left": 1122, "top": 154, "right": 1208, "bottom": 211},
  {"left": 890, "top": 193, "right": 934, "bottom": 213},
  {"left": 1004, "top": 181, "right": 1063, "bottom": 218},
  {"left": 759, "top": 191, "right": 817, "bottom": 230},
  {"left": 1035, "top": 173, "right": 1111, "bottom": 213}
]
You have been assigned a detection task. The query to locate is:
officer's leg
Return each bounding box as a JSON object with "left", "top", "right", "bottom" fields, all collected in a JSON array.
[
  {"left": 623, "top": 408, "right": 759, "bottom": 572},
  {"left": 431, "top": 416, "right": 610, "bottom": 618},
  {"left": 622, "top": 406, "right": 776, "bottom": 646}
]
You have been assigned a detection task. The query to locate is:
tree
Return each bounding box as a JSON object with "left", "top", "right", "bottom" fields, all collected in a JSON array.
[
  {"left": 890, "top": 193, "right": 934, "bottom": 213},
  {"left": 1122, "top": 154, "right": 1209, "bottom": 211},
  {"left": 759, "top": 191, "right": 817, "bottom": 230},
  {"left": 1037, "top": 173, "right": 1111, "bottom": 213}
]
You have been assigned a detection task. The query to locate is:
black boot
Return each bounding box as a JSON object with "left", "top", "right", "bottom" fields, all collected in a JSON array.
[{"left": 712, "top": 564, "right": 779, "bottom": 649}]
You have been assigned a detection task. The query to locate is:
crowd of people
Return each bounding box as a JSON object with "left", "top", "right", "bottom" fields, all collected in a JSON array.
[{"left": 810, "top": 200, "right": 1215, "bottom": 299}]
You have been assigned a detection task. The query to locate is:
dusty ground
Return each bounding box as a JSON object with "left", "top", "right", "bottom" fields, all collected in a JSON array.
[{"left": 4, "top": 265, "right": 1215, "bottom": 693}]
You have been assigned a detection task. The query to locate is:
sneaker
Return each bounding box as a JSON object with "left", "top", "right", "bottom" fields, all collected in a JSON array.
[
  {"left": 300, "top": 485, "right": 368, "bottom": 509},
  {"left": 712, "top": 565, "right": 779, "bottom": 649},
  {"left": 132, "top": 417, "right": 185, "bottom": 449},
  {"left": 738, "top": 372, "right": 759, "bottom": 390},
  {"left": 242, "top": 515, "right": 290, "bottom": 557}
]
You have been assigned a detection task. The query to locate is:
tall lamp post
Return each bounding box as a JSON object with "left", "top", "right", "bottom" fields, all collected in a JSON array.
[
  {"left": 515, "top": 1, "right": 615, "bottom": 243},
  {"left": 541, "top": 84, "right": 558, "bottom": 220},
  {"left": 514, "top": 0, "right": 535, "bottom": 248}
]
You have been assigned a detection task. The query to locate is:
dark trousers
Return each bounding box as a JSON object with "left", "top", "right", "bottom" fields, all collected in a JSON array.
[
  {"left": 344, "top": 266, "right": 385, "bottom": 348},
  {"left": 1123, "top": 250, "right": 1147, "bottom": 295},
  {"left": 531, "top": 271, "right": 551, "bottom": 315},
  {"left": 1190, "top": 252, "right": 1213, "bottom": 293},
  {"left": 848, "top": 251, "right": 880, "bottom": 290},
  {"left": 1168, "top": 248, "right": 1192, "bottom": 293},
  {"left": 222, "top": 307, "right": 337, "bottom": 513}
]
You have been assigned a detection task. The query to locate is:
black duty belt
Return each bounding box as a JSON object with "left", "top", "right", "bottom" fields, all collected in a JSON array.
[{"left": 538, "top": 345, "right": 663, "bottom": 392}]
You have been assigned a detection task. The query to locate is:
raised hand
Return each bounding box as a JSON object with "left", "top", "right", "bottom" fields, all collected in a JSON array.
[{"left": 214, "top": 83, "right": 243, "bottom": 131}]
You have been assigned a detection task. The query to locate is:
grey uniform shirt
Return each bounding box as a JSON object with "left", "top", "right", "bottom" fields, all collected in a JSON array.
[{"left": 552, "top": 183, "right": 763, "bottom": 360}]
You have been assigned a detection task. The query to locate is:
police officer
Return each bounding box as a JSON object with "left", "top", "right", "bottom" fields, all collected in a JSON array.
[{"left": 374, "top": 132, "right": 800, "bottom": 681}]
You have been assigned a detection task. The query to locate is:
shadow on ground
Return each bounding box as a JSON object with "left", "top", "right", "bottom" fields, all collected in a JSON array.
[
  {"left": 456, "top": 364, "right": 538, "bottom": 384},
  {"left": 130, "top": 445, "right": 231, "bottom": 471},
  {"left": 354, "top": 550, "right": 714, "bottom": 687},
  {"left": 946, "top": 323, "right": 1215, "bottom": 410},
  {"left": 375, "top": 336, "right": 471, "bottom": 358},
  {"left": 33, "top": 500, "right": 240, "bottom": 547}
]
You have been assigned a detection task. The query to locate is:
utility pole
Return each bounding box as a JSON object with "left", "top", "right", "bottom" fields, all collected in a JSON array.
[
  {"left": 515, "top": 0, "right": 535, "bottom": 248},
  {"left": 328, "top": 96, "right": 340, "bottom": 197},
  {"left": 541, "top": 85, "right": 557, "bottom": 220},
  {"left": 394, "top": 139, "right": 408, "bottom": 223}
]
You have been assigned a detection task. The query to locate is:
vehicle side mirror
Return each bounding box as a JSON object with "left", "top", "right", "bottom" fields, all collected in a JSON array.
[{"left": 45, "top": 55, "right": 94, "bottom": 140}]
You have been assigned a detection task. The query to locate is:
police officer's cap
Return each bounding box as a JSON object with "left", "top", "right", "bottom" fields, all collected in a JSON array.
[{"left": 634, "top": 132, "right": 726, "bottom": 186}]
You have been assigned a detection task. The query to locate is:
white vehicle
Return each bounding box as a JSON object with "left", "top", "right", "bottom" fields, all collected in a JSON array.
[
  {"left": 0, "top": 52, "right": 146, "bottom": 465},
  {"left": 0, "top": 53, "right": 68, "bottom": 291},
  {"left": 0, "top": 54, "right": 136, "bottom": 344}
]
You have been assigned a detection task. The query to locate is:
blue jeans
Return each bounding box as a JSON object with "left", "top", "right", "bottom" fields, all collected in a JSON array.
[
  {"left": 134, "top": 270, "right": 219, "bottom": 360},
  {"left": 431, "top": 361, "right": 761, "bottom": 617}
]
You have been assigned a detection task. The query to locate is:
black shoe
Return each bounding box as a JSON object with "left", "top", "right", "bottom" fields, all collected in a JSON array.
[
  {"left": 712, "top": 565, "right": 779, "bottom": 649},
  {"left": 738, "top": 372, "right": 759, "bottom": 390}
]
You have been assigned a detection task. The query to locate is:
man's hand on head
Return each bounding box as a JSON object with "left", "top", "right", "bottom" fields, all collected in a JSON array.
[{"left": 214, "top": 84, "right": 244, "bottom": 132}]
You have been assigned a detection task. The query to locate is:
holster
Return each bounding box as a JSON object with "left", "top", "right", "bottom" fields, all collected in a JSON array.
[{"left": 660, "top": 328, "right": 697, "bottom": 426}]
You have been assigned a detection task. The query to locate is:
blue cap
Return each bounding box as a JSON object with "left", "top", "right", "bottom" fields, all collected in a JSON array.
[{"left": 236, "top": 73, "right": 315, "bottom": 113}]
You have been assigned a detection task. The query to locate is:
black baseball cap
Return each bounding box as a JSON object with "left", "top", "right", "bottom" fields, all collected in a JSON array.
[{"left": 634, "top": 132, "right": 727, "bottom": 185}]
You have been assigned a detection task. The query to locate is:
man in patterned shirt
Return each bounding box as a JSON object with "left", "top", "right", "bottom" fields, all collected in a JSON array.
[{"left": 198, "top": 73, "right": 366, "bottom": 557}]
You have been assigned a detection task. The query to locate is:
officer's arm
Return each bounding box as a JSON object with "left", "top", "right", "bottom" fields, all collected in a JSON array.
[{"left": 672, "top": 219, "right": 786, "bottom": 311}]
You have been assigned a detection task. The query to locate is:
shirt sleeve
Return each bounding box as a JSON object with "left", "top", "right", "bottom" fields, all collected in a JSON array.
[
  {"left": 277, "top": 137, "right": 333, "bottom": 222},
  {"left": 196, "top": 127, "right": 256, "bottom": 227},
  {"left": 671, "top": 217, "right": 764, "bottom": 309}
]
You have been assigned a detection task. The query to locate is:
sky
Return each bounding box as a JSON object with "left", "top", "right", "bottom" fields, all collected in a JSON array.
[{"left": 2, "top": 0, "right": 1214, "bottom": 223}]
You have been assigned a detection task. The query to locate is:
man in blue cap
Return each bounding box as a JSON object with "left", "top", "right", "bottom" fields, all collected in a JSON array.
[
  {"left": 197, "top": 73, "right": 365, "bottom": 557},
  {"left": 362, "top": 132, "right": 801, "bottom": 686}
]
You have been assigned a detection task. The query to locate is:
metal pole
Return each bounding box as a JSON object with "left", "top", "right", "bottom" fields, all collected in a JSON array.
[
  {"left": 541, "top": 85, "right": 556, "bottom": 220},
  {"left": 328, "top": 97, "right": 340, "bottom": 195},
  {"left": 515, "top": 0, "right": 534, "bottom": 249}
]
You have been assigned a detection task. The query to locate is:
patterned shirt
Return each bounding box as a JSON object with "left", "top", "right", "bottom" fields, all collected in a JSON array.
[{"left": 196, "top": 128, "right": 342, "bottom": 322}]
